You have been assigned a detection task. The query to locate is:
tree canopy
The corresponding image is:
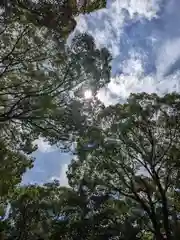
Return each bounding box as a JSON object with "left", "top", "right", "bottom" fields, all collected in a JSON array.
[
  {"left": 1, "top": 1, "right": 180, "bottom": 239},
  {"left": 68, "top": 92, "right": 180, "bottom": 240},
  {"left": 0, "top": 6, "right": 111, "bottom": 154},
  {"left": 1, "top": 93, "right": 180, "bottom": 239},
  {"left": 1, "top": 0, "right": 106, "bottom": 39}
]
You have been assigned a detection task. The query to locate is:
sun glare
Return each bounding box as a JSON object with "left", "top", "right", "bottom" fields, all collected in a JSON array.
[{"left": 84, "top": 90, "right": 92, "bottom": 99}]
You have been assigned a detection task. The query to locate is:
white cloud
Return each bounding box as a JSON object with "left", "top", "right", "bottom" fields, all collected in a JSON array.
[
  {"left": 34, "top": 138, "right": 55, "bottom": 153},
  {"left": 49, "top": 163, "right": 69, "bottom": 186},
  {"left": 99, "top": 72, "right": 180, "bottom": 105},
  {"left": 98, "top": 44, "right": 180, "bottom": 105},
  {"left": 108, "top": 0, "right": 162, "bottom": 19},
  {"left": 76, "top": 0, "right": 162, "bottom": 36},
  {"left": 156, "top": 38, "right": 180, "bottom": 78},
  {"left": 75, "top": 0, "right": 180, "bottom": 105},
  {"left": 75, "top": 1, "right": 126, "bottom": 52},
  {"left": 59, "top": 164, "right": 69, "bottom": 186},
  {"left": 73, "top": 0, "right": 165, "bottom": 103},
  {"left": 121, "top": 55, "right": 144, "bottom": 76}
]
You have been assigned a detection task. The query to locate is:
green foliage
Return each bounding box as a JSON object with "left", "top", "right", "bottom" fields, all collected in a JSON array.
[
  {"left": 0, "top": 3, "right": 112, "bottom": 238},
  {"left": 68, "top": 92, "right": 180, "bottom": 240},
  {"left": 4, "top": 180, "right": 141, "bottom": 240},
  {"left": 1, "top": 0, "right": 107, "bottom": 40},
  {"left": 78, "top": 0, "right": 106, "bottom": 13},
  {"left": 0, "top": 8, "right": 111, "bottom": 153},
  {"left": 0, "top": 141, "right": 33, "bottom": 199},
  {"left": 3, "top": 92, "right": 180, "bottom": 239},
  {"left": 1, "top": 1, "right": 180, "bottom": 239}
]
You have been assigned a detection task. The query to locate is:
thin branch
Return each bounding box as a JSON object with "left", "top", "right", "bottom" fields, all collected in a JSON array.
[
  {"left": 0, "top": 24, "right": 7, "bottom": 35},
  {"left": 1, "top": 26, "right": 29, "bottom": 63}
]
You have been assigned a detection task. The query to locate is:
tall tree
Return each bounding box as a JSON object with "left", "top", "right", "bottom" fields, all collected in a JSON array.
[
  {"left": 4, "top": 180, "right": 141, "bottom": 240},
  {"left": 0, "top": 3, "right": 111, "bottom": 154},
  {"left": 1, "top": 0, "right": 107, "bottom": 39},
  {"left": 0, "top": 141, "right": 33, "bottom": 240},
  {"left": 68, "top": 92, "right": 180, "bottom": 240},
  {"left": 0, "top": 141, "right": 33, "bottom": 200}
]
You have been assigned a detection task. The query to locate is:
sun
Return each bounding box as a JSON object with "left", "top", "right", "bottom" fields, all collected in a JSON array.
[{"left": 84, "top": 90, "right": 92, "bottom": 99}]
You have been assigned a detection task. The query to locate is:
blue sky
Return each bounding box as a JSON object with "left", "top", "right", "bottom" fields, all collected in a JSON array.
[{"left": 22, "top": 0, "right": 180, "bottom": 185}]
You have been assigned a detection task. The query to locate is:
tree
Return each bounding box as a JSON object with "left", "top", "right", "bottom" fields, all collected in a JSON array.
[
  {"left": 68, "top": 92, "right": 180, "bottom": 240},
  {"left": 0, "top": 3, "right": 111, "bottom": 154},
  {"left": 1, "top": 0, "right": 107, "bottom": 40},
  {"left": 0, "top": 141, "right": 33, "bottom": 200},
  {"left": 0, "top": 141, "right": 33, "bottom": 240},
  {"left": 5, "top": 181, "right": 108, "bottom": 240},
  {"left": 77, "top": 0, "right": 106, "bottom": 14},
  {"left": 0, "top": 4, "right": 112, "bottom": 237},
  {"left": 6, "top": 181, "right": 67, "bottom": 240},
  {"left": 4, "top": 178, "right": 141, "bottom": 240}
]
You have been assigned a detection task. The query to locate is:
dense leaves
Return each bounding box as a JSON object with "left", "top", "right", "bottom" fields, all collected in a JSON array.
[
  {"left": 0, "top": 0, "right": 110, "bottom": 153},
  {"left": 1, "top": 1, "right": 180, "bottom": 240},
  {"left": 2, "top": 181, "right": 141, "bottom": 240},
  {"left": 0, "top": 7, "right": 111, "bottom": 153},
  {"left": 1, "top": 0, "right": 107, "bottom": 39},
  {"left": 0, "top": 2, "right": 112, "bottom": 238},
  {"left": 68, "top": 92, "right": 180, "bottom": 240},
  {"left": 1, "top": 93, "right": 180, "bottom": 239}
]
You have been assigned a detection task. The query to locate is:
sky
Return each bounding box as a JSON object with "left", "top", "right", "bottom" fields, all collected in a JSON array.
[{"left": 22, "top": 0, "right": 180, "bottom": 185}]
